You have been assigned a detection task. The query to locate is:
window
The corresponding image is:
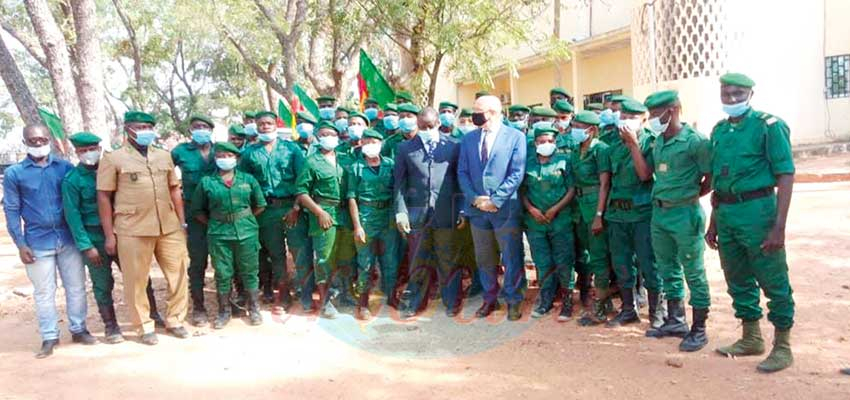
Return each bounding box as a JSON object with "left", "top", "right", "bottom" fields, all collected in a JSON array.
[
  {"left": 583, "top": 90, "right": 623, "bottom": 109},
  {"left": 826, "top": 55, "right": 850, "bottom": 99}
]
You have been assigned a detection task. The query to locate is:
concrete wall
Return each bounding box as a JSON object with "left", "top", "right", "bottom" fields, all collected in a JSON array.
[
  {"left": 575, "top": 45, "right": 633, "bottom": 104},
  {"left": 824, "top": 0, "right": 850, "bottom": 141}
]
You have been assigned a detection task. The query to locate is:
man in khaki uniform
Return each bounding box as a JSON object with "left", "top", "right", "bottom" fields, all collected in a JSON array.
[{"left": 97, "top": 111, "right": 190, "bottom": 345}]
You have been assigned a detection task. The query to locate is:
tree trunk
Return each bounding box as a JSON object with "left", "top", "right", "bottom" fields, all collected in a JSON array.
[
  {"left": 24, "top": 0, "right": 84, "bottom": 135},
  {"left": 0, "top": 34, "right": 42, "bottom": 126},
  {"left": 426, "top": 52, "right": 444, "bottom": 106},
  {"left": 266, "top": 62, "right": 277, "bottom": 110},
  {"left": 71, "top": 0, "right": 108, "bottom": 139}
]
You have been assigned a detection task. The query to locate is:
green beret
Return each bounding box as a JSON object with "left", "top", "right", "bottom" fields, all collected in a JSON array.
[
  {"left": 349, "top": 112, "right": 369, "bottom": 123},
  {"left": 398, "top": 103, "right": 421, "bottom": 114},
  {"left": 573, "top": 110, "right": 600, "bottom": 126},
  {"left": 316, "top": 120, "right": 339, "bottom": 134},
  {"left": 620, "top": 99, "right": 648, "bottom": 114},
  {"left": 508, "top": 104, "right": 530, "bottom": 114},
  {"left": 364, "top": 97, "right": 378, "bottom": 105},
  {"left": 460, "top": 108, "right": 473, "bottom": 117},
  {"left": 255, "top": 110, "right": 277, "bottom": 120},
  {"left": 644, "top": 90, "right": 679, "bottom": 110},
  {"left": 214, "top": 141, "right": 241, "bottom": 155},
  {"left": 383, "top": 103, "right": 398, "bottom": 113},
  {"left": 297, "top": 111, "right": 317, "bottom": 124},
  {"left": 316, "top": 95, "right": 336, "bottom": 103},
  {"left": 395, "top": 91, "right": 414, "bottom": 101},
  {"left": 475, "top": 90, "right": 490, "bottom": 97},
  {"left": 533, "top": 127, "right": 559, "bottom": 138},
  {"left": 438, "top": 101, "right": 458, "bottom": 111},
  {"left": 190, "top": 113, "right": 215, "bottom": 128},
  {"left": 124, "top": 110, "right": 156, "bottom": 125},
  {"left": 549, "top": 87, "right": 571, "bottom": 98},
  {"left": 553, "top": 99, "right": 574, "bottom": 113},
  {"left": 586, "top": 103, "right": 605, "bottom": 111},
  {"left": 609, "top": 94, "right": 634, "bottom": 103},
  {"left": 362, "top": 129, "right": 383, "bottom": 140},
  {"left": 335, "top": 107, "right": 351, "bottom": 115},
  {"left": 243, "top": 111, "right": 258, "bottom": 119},
  {"left": 228, "top": 124, "right": 246, "bottom": 136},
  {"left": 69, "top": 131, "right": 101, "bottom": 147},
  {"left": 720, "top": 72, "right": 755, "bottom": 88},
  {"left": 530, "top": 106, "right": 557, "bottom": 118}
]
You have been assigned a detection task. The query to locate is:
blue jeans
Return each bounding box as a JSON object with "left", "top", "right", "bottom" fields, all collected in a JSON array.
[{"left": 25, "top": 244, "right": 87, "bottom": 340}]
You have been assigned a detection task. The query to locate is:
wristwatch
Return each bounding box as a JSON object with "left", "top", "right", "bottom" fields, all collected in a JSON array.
[
  {"left": 595, "top": 211, "right": 603, "bottom": 217},
  {"left": 181, "top": 223, "right": 189, "bottom": 229}
]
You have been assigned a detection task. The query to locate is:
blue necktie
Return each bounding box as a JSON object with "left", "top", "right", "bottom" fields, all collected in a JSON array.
[{"left": 481, "top": 130, "right": 490, "bottom": 164}]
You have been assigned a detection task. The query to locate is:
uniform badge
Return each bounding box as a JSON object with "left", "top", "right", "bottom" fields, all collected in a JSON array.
[
  {"left": 130, "top": 172, "right": 139, "bottom": 182},
  {"left": 658, "top": 163, "right": 668, "bottom": 172}
]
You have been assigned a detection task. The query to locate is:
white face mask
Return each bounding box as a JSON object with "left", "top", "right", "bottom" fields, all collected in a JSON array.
[
  {"left": 618, "top": 118, "right": 643, "bottom": 133},
  {"left": 361, "top": 142, "right": 382, "bottom": 158},
  {"left": 648, "top": 115, "right": 669, "bottom": 134},
  {"left": 79, "top": 150, "right": 101, "bottom": 166},
  {"left": 536, "top": 142, "right": 557, "bottom": 157},
  {"left": 422, "top": 128, "right": 440, "bottom": 143},
  {"left": 27, "top": 144, "right": 51, "bottom": 158},
  {"left": 318, "top": 135, "right": 339, "bottom": 151}
]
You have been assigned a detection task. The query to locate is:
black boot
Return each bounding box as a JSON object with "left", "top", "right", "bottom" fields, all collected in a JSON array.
[
  {"left": 36, "top": 339, "right": 59, "bottom": 359},
  {"left": 607, "top": 288, "right": 640, "bottom": 327},
  {"left": 260, "top": 269, "right": 274, "bottom": 304},
  {"left": 318, "top": 282, "right": 338, "bottom": 319},
  {"left": 213, "top": 292, "right": 232, "bottom": 329},
  {"left": 247, "top": 289, "right": 263, "bottom": 326},
  {"left": 679, "top": 308, "right": 709, "bottom": 352},
  {"left": 646, "top": 290, "right": 666, "bottom": 330},
  {"left": 557, "top": 290, "right": 574, "bottom": 322},
  {"left": 97, "top": 303, "right": 124, "bottom": 344},
  {"left": 231, "top": 277, "right": 246, "bottom": 317},
  {"left": 190, "top": 290, "right": 208, "bottom": 327},
  {"left": 356, "top": 290, "right": 372, "bottom": 320},
  {"left": 531, "top": 287, "right": 556, "bottom": 318},
  {"left": 146, "top": 281, "right": 166, "bottom": 328},
  {"left": 646, "top": 298, "right": 688, "bottom": 338}
]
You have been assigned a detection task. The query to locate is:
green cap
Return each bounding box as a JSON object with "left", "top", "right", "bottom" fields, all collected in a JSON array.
[
  {"left": 553, "top": 99, "right": 574, "bottom": 113},
  {"left": 124, "top": 110, "right": 156, "bottom": 125},
  {"left": 365, "top": 97, "right": 378, "bottom": 105},
  {"left": 190, "top": 113, "right": 215, "bottom": 128},
  {"left": 438, "top": 101, "right": 458, "bottom": 111},
  {"left": 609, "top": 94, "right": 635, "bottom": 103},
  {"left": 243, "top": 111, "right": 258, "bottom": 119},
  {"left": 316, "top": 95, "right": 336, "bottom": 103},
  {"left": 644, "top": 90, "right": 679, "bottom": 110},
  {"left": 255, "top": 110, "right": 277, "bottom": 120},
  {"left": 69, "top": 131, "right": 102, "bottom": 147},
  {"left": 384, "top": 103, "right": 398, "bottom": 113},
  {"left": 720, "top": 72, "right": 755, "bottom": 88},
  {"left": 228, "top": 124, "right": 246, "bottom": 136},
  {"left": 550, "top": 87, "right": 571, "bottom": 98},
  {"left": 620, "top": 99, "right": 648, "bottom": 114},
  {"left": 398, "top": 103, "right": 421, "bottom": 114},
  {"left": 475, "top": 90, "right": 490, "bottom": 98},
  {"left": 533, "top": 127, "right": 559, "bottom": 138},
  {"left": 586, "top": 103, "right": 605, "bottom": 111},
  {"left": 336, "top": 106, "right": 351, "bottom": 115},
  {"left": 530, "top": 106, "right": 557, "bottom": 118},
  {"left": 316, "top": 120, "right": 339, "bottom": 134},
  {"left": 214, "top": 141, "right": 241, "bottom": 155},
  {"left": 395, "top": 90, "right": 414, "bottom": 102},
  {"left": 508, "top": 104, "right": 530, "bottom": 114},
  {"left": 349, "top": 111, "right": 369, "bottom": 123},
  {"left": 297, "top": 111, "right": 317, "bottom": 124},
  {"left": 573, "top": 110, "right": 600, "bottom": 126},
  {"left": 460, "top": 108, "right": 473, "bottom": 117},
  {"left": 362, "top": 129, "right": 383, "bottom": 140}
]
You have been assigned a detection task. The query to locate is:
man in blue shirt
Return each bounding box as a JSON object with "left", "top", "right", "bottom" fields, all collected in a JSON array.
[{"left": 3, "top": 124, "right": 94, "bottom": 358}]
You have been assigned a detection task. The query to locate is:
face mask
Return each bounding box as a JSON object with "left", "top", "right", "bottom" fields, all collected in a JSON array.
[
  {"left": 510, "top": 120, "right": 527, "bottom": 130},
  {"left": 191, "top": 129, "right": 212, "bottom": 145},
  {"left": 383, "top": 115, "right": 399, "bottom": 130},
  {"left": 532, "top": 121, "right": 553, "bottom": 131},
  {"left": 26, "top": 144, "right": 51, "bottom": 158},
  {"left": 399, "top": 117, "right": 417, "bottom": 133},
  {"left": 215, "top": 157, "right": 237, "bottom": 171},
  {"left": 133, "top": 130, "right": 158, "bottom": 147},
  {"left": 347, "top": 125, "right": 365, "bottom": 141},
  {"left": 297, "top": 123, "right": 314, "bottom": 138},
  {"left": 599, "top": 109, "right": 620, "bottom": 127},
  {"left": 421, "top": 128, "right": 440, "bottom": 143},
  {"left": 364, "top": 108, "right": 380, "bottom": 121},
  {"left": 318, "top": 135, "right": 339, "bottom": 151},
  {"left": 319, "top": 107, "right": 336, "bottom": 121},
  {"left": 536, "top": 142, "right": 557, "bottom": 157},
  {"left": 570, "top": 128, "right": 589, "bottom": 143},
  {"left": 458, "top": 124, "right": 475, "bottom": 134},
  {"left": 244, "top": 123, "right": 258, "bottom": 136},
  {"left": 648, "top": 110, "right": 670, "bottom": 134},
  {"left": 439, "top": 113, "right": 456, "bottom": 128},
  {"left": 472, "top": 112, "right": 487, "bottom": 127},
  {"left": 79, "top": 150, "right": 101, "bottom": 166},
  {"left": 557, "top": 118, "right": 572, "bottom": 130},
  {"left": 722, "top": 99, "right": 751, "bottom": 117},
  {"left": 334, "top": 118, "right": 349, "bottom": 133},
  {"left": 258, "top": 132, "right": 276, "bottom": 142},
  {"left": 618, "top": 118, "right": 643, "bottom": 132},
  {"left": 361, "top": 142, "right": 382, "bottom": 158}
]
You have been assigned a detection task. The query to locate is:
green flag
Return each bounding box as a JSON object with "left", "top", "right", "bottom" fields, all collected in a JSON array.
[
  {"left": 278, "top": 99, "right": 293, "bottom": 125},
  {"left": 358, "top": 49, "right": 395, "bottom": 109},
  {"left": 37, "top": 107, "right": 65, "bottom": 140},
  {"left": 293, "top": 84, "right": 319, "bottom": 120}
]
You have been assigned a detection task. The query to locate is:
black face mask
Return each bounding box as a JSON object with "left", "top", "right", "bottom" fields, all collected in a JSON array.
[{"left": 472, "top": 112, "right": 487, "bottom": 127}]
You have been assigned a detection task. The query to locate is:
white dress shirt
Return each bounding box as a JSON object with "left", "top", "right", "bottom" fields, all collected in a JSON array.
[{"left": 478, "top": 119, "right": 502, "bottom": 163}]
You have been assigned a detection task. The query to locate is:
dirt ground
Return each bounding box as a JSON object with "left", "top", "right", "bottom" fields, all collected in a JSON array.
[{"left": 1, "top": 181, "right": 849, "bottom": 400}]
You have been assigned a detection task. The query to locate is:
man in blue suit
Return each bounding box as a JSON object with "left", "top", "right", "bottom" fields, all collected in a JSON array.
[
  {"left": 458, "top": 95, "right": 528, "bottom": 321},
  {"left": 395, "top": 107, "right": 465, "bottom": 318}
]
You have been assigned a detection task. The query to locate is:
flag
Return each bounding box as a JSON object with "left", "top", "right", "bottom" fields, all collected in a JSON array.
[
  {"left": 358, "top": 49, "right": 395, "bottom": 109},
  {"left": 293, "top": 84, "right": 319, "bottom": 120},
  {"left": 37, "top": 107, "right": 65, "bottom": 140},
  {"left": 277, "top": 99, "right": 297, "bottom": 140}
]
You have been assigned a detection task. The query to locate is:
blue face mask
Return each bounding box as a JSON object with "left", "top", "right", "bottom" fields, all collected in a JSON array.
[
  {"left": 133, "top": 130, "right": 158, "bottom": 147},
  {"left": 556, "top": 119, "right": 572, "bottom": 130},
  {"left": 722, "top": 100, "right": 751, "bottom": 117},
  {"left": 191, "top": 129, "right": 212, "bottom": 145},
  {"left": 244, "top": 123, "right": 258, "bottom": 136},
  {"left": 364, "top": 108, "right": 379, "bottom": 121},
  {"left": 510, "top": 120, "right": 527, "bottom": 130},
  {"left": 319, "top": 107, "right": 336, "bottom": 121},
  {"left": 570, "top": 128, "right": 589, "bottom": 143},
  {"left": 458, "top": 124, "right": 475, "bottom": 134},
  {"left": 599, "top": 109, "right": 620, "bottom": 127},
  {"left": 215, "top": 157, "right": 237, "bottom": 171},
  {"left": 439, "top": 113, "right": 456, "bottom": 128},
  {"left": 383, "top": 115, "right": 399, "bottom": 130},
  {"left": 334, "top": 118, "right": 349, "bottom": 133},
  {"left": 296, "top": 123, "right": 314, "bottom": 138},
  {"left": 347, "top": 125, "right": 365, "bottom": 141},
  {"left": 532, "top": 121, "right": 553, "bottom": 131},
  {"left": 258, "top": 132, "right": 276, "bottom": 142},
  {"left": 398, "top": 117, "right": 417, "bottom": 133}
]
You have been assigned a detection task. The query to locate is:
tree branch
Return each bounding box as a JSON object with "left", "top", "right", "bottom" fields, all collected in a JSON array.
[{"left": 0, "top": 21, "right": 47, "bottom": 68}]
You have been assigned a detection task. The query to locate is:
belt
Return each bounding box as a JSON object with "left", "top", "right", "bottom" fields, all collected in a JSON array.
[
  {"left": 315, "top": 196, "right": 341, "bottom": 207},
  {"left": 359, "top": 199, "right": 391, "bottom": 209},
  {"left": 266, "top": 196, "right": 295, "bottom": 207},
  {"left": 609, "top": 199, "right": 634, "bottom": 211},
  {"left": 576, "top": 185, "right": 600, "bottom": 197},
  {"left": 713, "top": 187, "right": 774, "bottom": 205},
  {"left": 210, "top": 208, "right": 253, "bottom": 223},
  {"left": 653, "top": 196, "right": 699, "bottom": 209}
]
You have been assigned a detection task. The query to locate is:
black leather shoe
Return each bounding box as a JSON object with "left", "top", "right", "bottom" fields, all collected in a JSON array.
[
  {"left": 72, "top": 330, "right": 97, "bottom": 345},
  {"left": 36, "top": 339, "right": 59, "bottom": 358},
  {"left": 507, "top": 303, "right": 522, "bottom": 321},
  {"left": 166, "top": 326, "right": 190, "bottom": 339},
  {"left": 140, "top": 332, "right": 158, "bottom": 345},
  {"left": 841, "top": 368, "right": 850, "bottom": 376},
  {"left": 475, "top": 301, "right": 499, "bottom": 318}
]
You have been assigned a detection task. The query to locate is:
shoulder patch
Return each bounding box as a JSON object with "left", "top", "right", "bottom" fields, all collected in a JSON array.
[{"left": 766, "top": 117, "right": 777, "bottom": 125}]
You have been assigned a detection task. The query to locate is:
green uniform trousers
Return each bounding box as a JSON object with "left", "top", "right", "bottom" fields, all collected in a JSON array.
[
  {"left": 575, "top": 211, "right": 610, "bottom": 290},
  {"left": 311, "top": 226, "right": 337, "bottom": 285},
  {"left": 354, "top": 226, "right": 400, "bottom": 296},
  {"left": 335, "top": 226, "right": 358, "bottom": 285},
  {"left": 257, "top": 202, "right": 303, "bottom": 286},
  {"left": 209, "top": 236, "right": 260, "bottom": 294},
  {"left": 650, "top": 202, "right": 710, "bottom": 308},
  {"left": 291, "top": 211, "right": 314, "bottom": 294},
  {"left": 185, "top": 203, "right": 209, "bottom": 294},
  {"left": 716, "top": 195, "right": 794, "bottom": 329},
  {"left": 84, "top": 228, "right": 116, "bottom": 306},
  {"left": 527, "top": 226, "right": 575, "bottom": 294},
  {"left": 608, "top": 220, "right": 660, "bottom": 291}
]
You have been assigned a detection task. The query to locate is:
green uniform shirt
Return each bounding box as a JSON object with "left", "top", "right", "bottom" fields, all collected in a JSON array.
[
  {"left": 710, "top": 109, "right": 794, "bottom": 194},
  {"left": 190, "top": 171, "right": 267, "bottom": 240},
  {"left": 61, "top": 164, "right": 101, "bottom": 251},
  {"left": 336, "top": 146, "right": 362, "bottom": 229},
  {"left": 598, "top": 124, "right": 620, "bottom": 146},
  {"left": 381, "top": 132, "right": 409, "bottom": 159},
  {"left": 448, "top": 127, "right": 464, "bottom": 141},
  {"left": 555, "top": 133, "right": 577, "bottom": 156},
  {"left": 346, "top": 156, "right": 395, "bottom": 233},
  {"left": 522, "top": 154, "right": 574, "bottom": 232},
  {"left": 295, "top": 151, "right": 347, "bottom": 234},
  {"left": 239, "top": 139, "right": 306, "bottom": 199},
  {"left": 606, "top": 128, "right": 656, "bottom": 222},
  {"left": 571, "top": 139, "right": 611, "bottom": 188},
  {"left": 171, "top": 142, "right": 216, "bottom": 200},
  {"left": 651, "top": 124, "right": 711, "bottom": 202}
]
